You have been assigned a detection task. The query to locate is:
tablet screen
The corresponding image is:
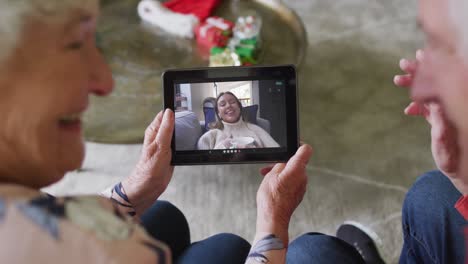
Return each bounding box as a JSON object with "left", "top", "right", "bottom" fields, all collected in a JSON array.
[
  {"left": 163, "top": 65, "right": 298, "bottom": 165},
  {"left": 174, "top": 80, "right": 288, "bottom": 154}
]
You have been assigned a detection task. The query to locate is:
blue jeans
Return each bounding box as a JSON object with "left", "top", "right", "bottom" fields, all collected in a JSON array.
[
  {"left": 400, "top": 170, "right": 467, "bottom": 263},
  {"left": 141, "top": 201, "right": 364, "bottom": 263},
  {"left": 287, "top": 232, "right": 364, "bottom": 263}
]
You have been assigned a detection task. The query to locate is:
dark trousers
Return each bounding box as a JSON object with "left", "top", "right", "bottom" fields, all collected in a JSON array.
[
  {"left": 400, "top": 170, "right": 467, "bottom": 263},
  {"left": 141, "top": 170, "right": 467, "bottom": 263},
  {"left": 141, "top": 201, "right": 363, "bottom": 263}
]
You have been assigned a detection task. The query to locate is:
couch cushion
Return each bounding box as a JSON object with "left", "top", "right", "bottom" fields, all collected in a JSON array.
[
  {"left": 243, "top": 105, "right": 258, "bottom": 124},
  {"left": 175, "top": 111, "right": 202, "bottom": 151}
]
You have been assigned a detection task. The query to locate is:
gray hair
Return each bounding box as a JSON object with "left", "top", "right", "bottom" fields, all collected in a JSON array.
[
  {"left": 449, "top": 0, "right": 468, "bottom": 60},
  {"left": 0, "top": 0, "right": 98, "bottom": 65}
]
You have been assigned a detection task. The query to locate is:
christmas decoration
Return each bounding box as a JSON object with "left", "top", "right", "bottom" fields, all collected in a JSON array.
[
  {"left": 163, "top": 0, "right": 221, "bottom": 22},
  {"left": 195, "top": 17, "right": 234, "bottom": 49},
  {"left": 137, "top": 0, "right": 198, "bottom": 38},
  {"left": 233, "top": 15, "right": 262, "bottom": 40},
  {"left": 137, "top": 0, "right": 221, "bottom": 39},
  {"left": 209, "top": 47, "right": 241, "bottom": 67}
]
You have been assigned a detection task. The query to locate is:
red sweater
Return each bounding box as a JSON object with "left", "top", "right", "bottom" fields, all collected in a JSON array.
[{"left": 455, "top": 196, "right": 468, "bottom": 219}]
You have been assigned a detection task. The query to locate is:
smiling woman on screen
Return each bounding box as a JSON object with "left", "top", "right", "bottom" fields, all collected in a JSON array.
[{"left": 197, "top": 92, "right": 280, "bottom": 150}]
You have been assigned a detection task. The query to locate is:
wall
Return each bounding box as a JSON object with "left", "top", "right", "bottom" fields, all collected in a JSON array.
[
  {"left": 258, "top": 80, "right": 287, "bottom": 146},
  {"left": 189, "top": 83, "right": 216, "bottom": 121}
]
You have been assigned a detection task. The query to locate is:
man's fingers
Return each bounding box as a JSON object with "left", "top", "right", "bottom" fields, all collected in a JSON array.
[
  {"left": 144, "top": 111, "right": 164, "bottom": 146},
  {"left": 394, "top": 74, "right": 413, "bottom": 87},
  {"left": 279, "top": 145, "right": 313, "bottom": 180},
  {"left": 416, "top": 49, "right": 425, "bottom": 62},
  {"left": 427, "top": 103, "right": 446, "bottom": 126},
  {"left": 155, "top": 109, "right": 175, "bottom": 151},
  {"left": 404, "top": 102, "right": 426, "bottom": 116},
  {"left": 400, "top": 59, "right": 418, "bottom": 74}
]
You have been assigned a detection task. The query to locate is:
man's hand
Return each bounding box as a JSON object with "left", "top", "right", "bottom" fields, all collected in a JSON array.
[
  {"left": 122, "top": 109, "right": 175, "bottom": 216},
  {"left": 394, "top": 50, "right": 459, "bottom": 178},
  {"left": 256, "top": 145, "right": 313, "bottom": 245}
]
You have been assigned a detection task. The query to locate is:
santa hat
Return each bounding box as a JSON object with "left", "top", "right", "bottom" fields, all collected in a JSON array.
[
  {"left": 137, "top": 0, "right": 221, "bottom": 38},
  {"left": 163, "top": 0, "right": 221, "bottom": 22}
]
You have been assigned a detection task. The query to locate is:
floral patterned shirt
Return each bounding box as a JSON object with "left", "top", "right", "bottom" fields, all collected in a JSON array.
[{"left": 0, "top": 184, "right": 171, "bottom": 263}]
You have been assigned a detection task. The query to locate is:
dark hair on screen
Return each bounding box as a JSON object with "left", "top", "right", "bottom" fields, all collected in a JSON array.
[{"left": 209, "top": 91, "right": 245, "bottom": 130}]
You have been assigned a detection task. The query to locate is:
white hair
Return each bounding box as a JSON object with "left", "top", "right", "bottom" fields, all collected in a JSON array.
[
  {"left": 0, "top": 0, "right": 98, "bottom": 66},
  {"left": 449, "top": 0, "right": 468, "bottom": 61}
]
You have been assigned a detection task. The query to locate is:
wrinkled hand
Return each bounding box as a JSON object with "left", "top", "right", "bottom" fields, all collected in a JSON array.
[
  {"left": 256, "top": 145, "right": 313, "bottom": 244},
  {"left": 394, "top": 50, "right": 459, "bottom": 177},
  {"left": 122, "top": 109, "right": 175, "bottom": 216}
]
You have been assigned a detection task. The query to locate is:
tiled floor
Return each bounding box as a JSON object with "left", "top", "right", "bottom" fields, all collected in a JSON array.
[{"left": 45, "top": 0, "right": 433, "bottom": 262}]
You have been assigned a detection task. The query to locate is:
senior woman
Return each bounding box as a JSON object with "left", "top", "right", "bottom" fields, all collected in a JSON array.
[
  {"left": 0, "top": 1, "right": 365, "bottom": 263},
  {"left": 197, "top": 92, "right": 280, "bottom": 150}
]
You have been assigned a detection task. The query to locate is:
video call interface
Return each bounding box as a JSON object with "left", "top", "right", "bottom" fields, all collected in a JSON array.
[{"left": 174, "top": 80, "right": 288, "bottom": 154}]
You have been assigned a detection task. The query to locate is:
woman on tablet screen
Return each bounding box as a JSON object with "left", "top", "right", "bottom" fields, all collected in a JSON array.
[{"left": 197, "top": 92, "right": 280, "bottom": 150}]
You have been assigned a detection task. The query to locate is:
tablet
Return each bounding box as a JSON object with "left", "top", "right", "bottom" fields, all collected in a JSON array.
[{"left": 163, "top": 65, "right": 299, "bottom": 165}]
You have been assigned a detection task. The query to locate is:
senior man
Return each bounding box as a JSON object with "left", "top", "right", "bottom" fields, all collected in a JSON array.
[
  {"left": 397, "top": 0, "right": 468, "bottom": 263},
  {"left": 338, "top": 0, "right": 468, "bottom": 263}
]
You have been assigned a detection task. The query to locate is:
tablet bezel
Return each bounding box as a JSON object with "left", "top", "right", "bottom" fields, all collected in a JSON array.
[{"left": 163, "top": 65, "right": 299, "bottom": 165}]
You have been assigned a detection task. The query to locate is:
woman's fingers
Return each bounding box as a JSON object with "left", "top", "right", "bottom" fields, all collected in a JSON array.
[
  {"left": 144, "top": 111, "right": 164, "bottom": 146},
  {"left": 155, "top": 109, "right": 175, "bottom": 152}
]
